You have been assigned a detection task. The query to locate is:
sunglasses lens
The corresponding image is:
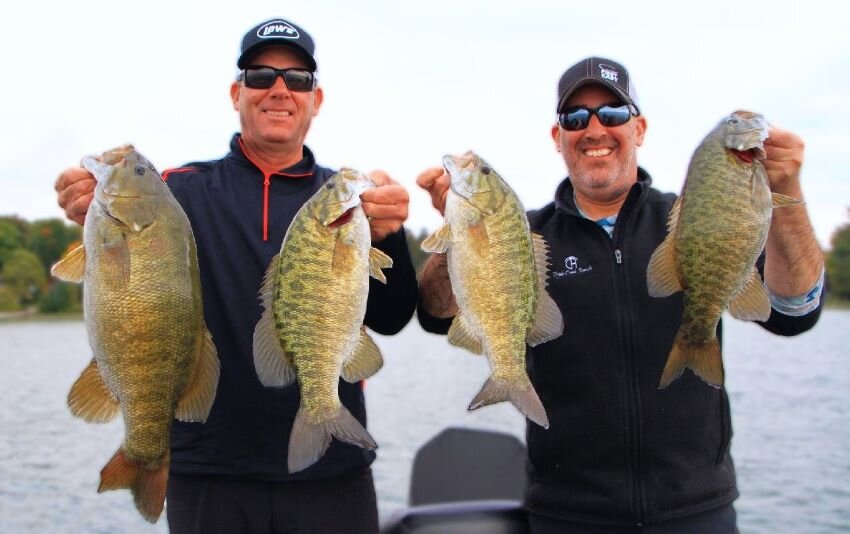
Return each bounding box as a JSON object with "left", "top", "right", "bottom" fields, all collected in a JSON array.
[
  {"left": 284, "top": 70, "right": 314, "bottom": 92},
  {"left": 597, "top": 105, "right": 632, "bottom": 127},
  {"left": 244, "top": 68, "right": 276, "bottom": 89},
  {"left": 243, "top": 68, "right": 314, "bottom": 91},
  {"left": 560, "top": 109, "right": 590, "bottom": 131}
]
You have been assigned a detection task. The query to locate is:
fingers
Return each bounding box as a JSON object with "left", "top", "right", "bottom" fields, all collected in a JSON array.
[
  {"left": 362, "top": 171, "right": 409, "bottom": 242},
  {"left": 415, "top": 167, "right": 445, "bottom": 191},
  {"left": 416, "top": 166, "right": 450, "bottom": 215},
  {"left": 56, "top": 167, "right": 96, "bottom": 225},
  {"left": 763, "top": 127, "right": 804, "bottom": 193}
]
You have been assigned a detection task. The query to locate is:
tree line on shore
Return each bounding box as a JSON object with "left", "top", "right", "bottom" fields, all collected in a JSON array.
[{"left": 1, "top": 213, "right": 848, "bottom": 314}]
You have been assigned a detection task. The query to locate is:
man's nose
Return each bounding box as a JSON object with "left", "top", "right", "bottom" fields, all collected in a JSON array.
[{"left": 269, "top": 75, "right": 291, "bottom": 95}]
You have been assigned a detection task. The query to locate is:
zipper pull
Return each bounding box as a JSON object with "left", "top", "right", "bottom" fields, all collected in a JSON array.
[{"left": 615, "top": 249, "right": 622, "bottom": 264}]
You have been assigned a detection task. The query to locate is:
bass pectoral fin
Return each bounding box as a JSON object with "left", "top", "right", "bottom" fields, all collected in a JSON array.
[
  {"left": 368, "top": 247, "right": 393, "bottom": 284},
  {"left": 466, "top": 220, "right": 490, "bottom": 258},
  {"left": 646, "top": 234, "right": 684, "bottom": 297},
  {"left": 728, "top": 267, "right": 771, "bottom": 322},
  {"left": 51, "top": 243, "right": 87, "bottom": 283},
  {"left": 447, "top": 311, "right": 484, "bottom": 354},
  {"left": 421, "top": 224, "right": 452, "bottom": 253},
  {"left": 67, "top": 359, "right": 120, "bottom": 423},
  {"left": 252, "top": 254, "right": 296, "bottom": 388},
  {"left": 175, "top": 326, "right": 220, "bottom": 422},
  {"left": 341, "top": 327, "right": 384, "bottom": 382}
]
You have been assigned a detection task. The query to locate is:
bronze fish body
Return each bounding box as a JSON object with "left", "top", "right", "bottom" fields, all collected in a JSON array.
[
  {"left": 253, "top": 168, "right": 390, "bottom": 473},
  {"left": 647, "top": 112, "right": 801, "bottom": 388},
  {"left": 52, "top": 145, "right": 219, "bottom": 522},
  {"left": 422, "top": 151, "right": 563, "bottom": 429}
]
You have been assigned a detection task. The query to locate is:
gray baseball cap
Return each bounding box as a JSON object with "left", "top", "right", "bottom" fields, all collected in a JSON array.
[{"left": 557, "top": 57, "right": 639, "bottom": 114}]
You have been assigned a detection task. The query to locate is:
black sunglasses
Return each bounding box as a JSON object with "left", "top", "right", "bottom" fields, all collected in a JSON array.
[
  {"left": 240, "top": 66, "right": 317, "bottom": 91},
  {"left": 558, "top": 103, "right": 636, "bottom": 131}
]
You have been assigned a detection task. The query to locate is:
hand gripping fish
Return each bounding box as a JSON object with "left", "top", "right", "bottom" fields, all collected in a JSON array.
[
  {"left": 52, "top": 145, "right": 219, "bottom": 522},
  {"left": 647, "top": 111, "right": 802, "bottom": 388},
  {"left": 253, "top": 168, "right": 391, "bottom": 473},
  {"left": 422, "top": 151, "right": 564, "bottom": 428}
]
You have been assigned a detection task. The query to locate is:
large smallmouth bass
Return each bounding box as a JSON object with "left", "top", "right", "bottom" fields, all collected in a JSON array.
[
  {"left": 647, "top": 111, "right": 801, "bottom": 388},
  {"left": 52, "top": 145, "right": 219, "bottom": 522},
  {"left": 253, "top": 168, "right": 391, "bottom": 473},
  {"left": 422, "top": 151, "right": 563, "bottom": 428}
]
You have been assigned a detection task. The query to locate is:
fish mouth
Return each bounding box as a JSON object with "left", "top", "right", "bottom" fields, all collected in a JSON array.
[
  {"left": 328, "top": 208, "right": 356, "bottom": 228},
  {"left": 728, "top": 146, "right": 765, "bottom": 164}
]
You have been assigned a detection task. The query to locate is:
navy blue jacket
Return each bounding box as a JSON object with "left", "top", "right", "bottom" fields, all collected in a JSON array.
[
  {"left": 163, "top": 134, "right": 417, "bottom": 481},
  {"left": 419, "top": 169, "right": 821, "bottom": 525}
]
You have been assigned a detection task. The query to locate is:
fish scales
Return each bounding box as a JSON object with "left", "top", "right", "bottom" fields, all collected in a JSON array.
[
  {"left": 647, "top": 111, "right": 800, "bottom": 388},
  {"left": 253, "top": 168, "right": 388, "bottom": 473},
  {"left": 88, "top": 216, "right": 199, "bottom": 462},
  {"left": 52, "top": 145, "right": 219, "bottom": 522},
  {"left": 424, "top": 151, "right": 563, "bottom": 429},
  {"left": 677, "top": 140, "right": 771, "bottom": 342},
  {"left": 448, "top": 186, "right": 537, "bottom": 381},
  {"left": 276, "top": 209, "right": 370, "bottom": 421}
]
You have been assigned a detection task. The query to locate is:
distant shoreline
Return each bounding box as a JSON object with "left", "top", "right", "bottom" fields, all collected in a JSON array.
[{"left": 0, "top": 310, "right": 83, "bottom": 322}]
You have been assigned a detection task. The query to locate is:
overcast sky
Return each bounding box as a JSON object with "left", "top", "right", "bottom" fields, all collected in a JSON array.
[{"left": 2, "top": 0, "right": 848, "bottom": 248}]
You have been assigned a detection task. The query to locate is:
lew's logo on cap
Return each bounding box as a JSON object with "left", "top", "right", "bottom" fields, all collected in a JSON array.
[
  {"left": 598, "top": 64, "right": 619, "bottom": 83},
  {"left": 257, "top": 20, "right": 300, "bottom": 39}
]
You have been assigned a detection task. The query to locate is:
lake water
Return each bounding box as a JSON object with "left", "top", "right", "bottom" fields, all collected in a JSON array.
[{"left": 1, "top": 311, "right": 848, "bottom": 533}]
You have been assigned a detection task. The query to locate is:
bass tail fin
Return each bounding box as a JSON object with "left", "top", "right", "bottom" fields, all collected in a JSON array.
[
  {"left": 288, "top": 404, "right": 377, "bottom": 474},
  {"left": 468, "top": 377, "right": 549, "bottom": 429},
  {"left": 659, "top": 333, "right": 724, "bottom": 389},
  {"left": 98, "top": 448, "right": 168, "bottom": 523}
]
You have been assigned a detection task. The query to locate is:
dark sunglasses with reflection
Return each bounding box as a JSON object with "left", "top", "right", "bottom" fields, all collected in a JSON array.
[
  {"left": 558, "top": 103, "right": 637, "bottom": 131},
  {"left": 238, "top": 66, "right": 317, "bottom": 92}
]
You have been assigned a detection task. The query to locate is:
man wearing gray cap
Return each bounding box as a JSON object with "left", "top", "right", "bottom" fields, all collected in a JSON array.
[
  {"left": 417, "top": 56, "right": 823, "bottom": 531},
  {"left": 55, "top": 17, "right": 417, "bottom": 533}
]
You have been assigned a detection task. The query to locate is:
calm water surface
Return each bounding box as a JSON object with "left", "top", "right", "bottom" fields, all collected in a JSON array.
[{"left": 1, "top": 311, "right": 848, "bottom": 533}]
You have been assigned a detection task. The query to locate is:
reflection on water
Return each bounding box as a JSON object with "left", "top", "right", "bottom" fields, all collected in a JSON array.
[{"left": 1, "top": 312, "right": 848, "bottom": 533}]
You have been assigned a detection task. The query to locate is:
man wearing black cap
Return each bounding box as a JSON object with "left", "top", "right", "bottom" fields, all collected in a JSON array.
[
  {"left": 417, "top": 56, "right": 823, "bottom": 531},
  {"left": 55, "top": 18, "right": 418, "bottom": 533}
]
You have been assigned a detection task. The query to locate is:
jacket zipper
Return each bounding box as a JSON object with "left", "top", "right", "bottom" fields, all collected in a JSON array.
[
  {"left": 611, "top": 242, "right": 646, "bottom": 525},
  {"left": 262, "top": 173, "right": 271, "bottom": 241}
]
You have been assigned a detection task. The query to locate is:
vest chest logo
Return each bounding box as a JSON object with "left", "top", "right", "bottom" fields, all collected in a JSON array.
[{"left": 552, "top": 255, "right": 593, "bottom": 278}]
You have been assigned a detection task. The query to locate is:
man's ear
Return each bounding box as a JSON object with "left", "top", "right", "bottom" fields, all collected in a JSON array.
[
  {"left": 230, "top": 81, "right": 240, "bottom": 111},
  {"left": 551, "top": 124, "right": 561, "bottom": 152},
  {"left": 634, "top": 115, "right": 647, "bottom": 147}
]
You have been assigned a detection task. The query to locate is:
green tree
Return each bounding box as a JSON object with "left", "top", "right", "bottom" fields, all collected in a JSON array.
[
  {"left": 0, "top": 219, "right": 24, "bottom": 269},
  {"left": 2, "top": 248, "right": 47, "bottom": 305},
  {"left": 0, "top": 285, "right": 21, "bottom": 311},
  {"left": 826, "top": 213, "right": 850, "bottom": 301},
  {"left": 38, "top": 281, "right": 82, "bottom": 313},
  {"left": 27, "top": 218, "right": 82, "bottom": 273}
]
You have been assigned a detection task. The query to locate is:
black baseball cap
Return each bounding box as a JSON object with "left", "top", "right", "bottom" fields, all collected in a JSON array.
[
  {"left": 237, "top": 18, "right": 317, "bottom": 71},
  {"left": 557, "top": 57, "right": 639, "bottom": 114}
]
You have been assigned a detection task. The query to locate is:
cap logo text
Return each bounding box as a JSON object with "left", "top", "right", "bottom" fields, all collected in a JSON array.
[
  {"left": 257, "top": 21, "right": 300, "bottom": 40},
  {"left": 598, "top": 64, "right": 619, "bottom": 83}
]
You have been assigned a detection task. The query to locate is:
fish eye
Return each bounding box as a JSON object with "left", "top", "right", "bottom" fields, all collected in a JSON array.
[
  {"left": 481, "top": 166, "right": 491, "bottom": 175},
  {"left": 134, "top": 165, "right": 146, "bottom": 176},
  {"left": 325, "top": 181, "right": 335, "bottom": 189}
]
